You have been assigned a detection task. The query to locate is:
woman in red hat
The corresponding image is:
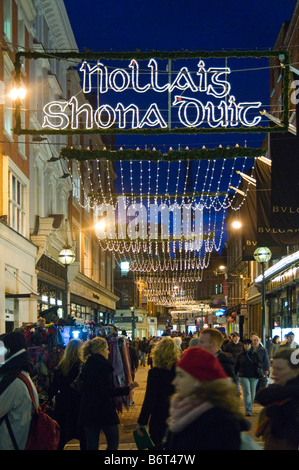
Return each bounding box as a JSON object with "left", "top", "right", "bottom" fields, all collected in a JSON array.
[{"left": 163, "top": 347, "right": 250, "bottom": 450}]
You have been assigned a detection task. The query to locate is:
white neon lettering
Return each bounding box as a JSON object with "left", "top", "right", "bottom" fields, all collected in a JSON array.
[
  {"left": 116, "top": 103, "right": 140, "bottom": 128},
  {"left": 238, "top": 102, "right": 262, "bottom": 126},
  {"left": 227, "top": 96, "right": 239, "bottom": 127},
  {"left": 197, "top": 60, "right": 208, "bottom": 92},
  {"left": 94, "top": 104, "right": 116, "bottom": 128},
  {"left": 148, "top": 58, "right": 169, "bottom": 92},
  {"left": 173, "top": 96, "right": 205, "bottom": 127},
  {"left": 68, "top": 96, "right": 94, "bottom": 129},
  {"left": 80, "top": 61, "right": 108, "bottom": 94},
  {"left": 129, "top": 59, "right": 151, "bottom": 93},
  {"left": 138, "top": 103, "right": 167, "bottom": 128},
  {"left": 109, "top": 68, "right": 130, "bottom": 92},
  {"left": 42, "top": 101, "right": 69, "bottom": 129},
  {"left": 42, "top": 58, "right": 263, "bottom": 131},
  {"left": 204, "top": 101, "right": 228, "bottom": 128},
  {"left": 207, "top": 67, "right": 231, "bottom": 99},
  {"left": 169, "top": 67, "right": 197, "bottom": 93}
]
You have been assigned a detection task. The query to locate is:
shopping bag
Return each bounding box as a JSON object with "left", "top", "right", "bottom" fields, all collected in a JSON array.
[{"left": 133, "top": 427, "right": 154, "bottom": 450}]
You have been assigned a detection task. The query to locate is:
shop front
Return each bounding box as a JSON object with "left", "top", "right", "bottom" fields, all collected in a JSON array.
[{"left": 267, "top": 261, "right": 299, "bottom": 344}]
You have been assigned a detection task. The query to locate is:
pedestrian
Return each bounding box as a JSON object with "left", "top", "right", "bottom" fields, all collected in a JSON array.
[
  {"left": 221, "top": 334, "right": 231, "bottom": 351},
  {"left": 251, "top": 335, "right": 270, "bottom": 393},
  {"left": 78, "top": 337, "right": 139, "bottom": 450},
  {"left": 234, "top": 339, "right": 263, "bottom": 416},
  {"left": 0, "top": 331, "right": 39, "bottom": 450},
  {"left": 164, "top": 347, "right": 250, "bottom": 450},
  {"left": 128, "top": 340, "right": 139, "bottom": 381},
  {"left": 172, "top": 336, "right": 182, "bottom": 356},
  {"left": 265, "top": 336, "right": 272, "bottom": 356},
  {"left": 49, "top": 338, "right": 85, "bottom": 450},
  {"left": 223, "top": 332, "right": 243, "bottom": 363},
  {"left": 255, "top": 348, "right": 299, "bottom": 450},
  {"left": 139, "top": 337, "right": 148, "bottom": 366},
  {"left": 279, "top": 331, "right": 299, "bottom": 350},
  {"left": 269, "top": 335, "right": 280, "bottom": 359},
  {"left": 147, "top": 337, "right": 158, "bottom": 367},
  {"left": 136, "top": 337, "right": 180, "bottom": 447},
  {"left": 198, "top": 328, "right": 238, "bottom": 383}
]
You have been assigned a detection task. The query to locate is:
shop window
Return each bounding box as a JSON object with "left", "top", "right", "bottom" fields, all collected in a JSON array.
[{"left": 281, "top": 297, "right": 291, "bottom": 328}]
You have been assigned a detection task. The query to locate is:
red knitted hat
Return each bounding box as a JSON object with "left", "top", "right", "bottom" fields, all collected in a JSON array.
[{"left": 176, "top": 347, "right": 227, "bottom": 382}]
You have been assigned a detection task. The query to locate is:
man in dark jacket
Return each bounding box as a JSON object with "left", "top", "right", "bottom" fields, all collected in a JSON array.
[
  {"left": 198, "top": 329, "right": 238, "bottom": 383},
  {"left": 251, "top": 335, "right": 270, "bottom": 393}
]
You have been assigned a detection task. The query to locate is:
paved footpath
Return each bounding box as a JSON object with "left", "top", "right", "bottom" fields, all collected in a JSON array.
[{"left": 64, "top": 364, "right": 264, "bottom": 451}]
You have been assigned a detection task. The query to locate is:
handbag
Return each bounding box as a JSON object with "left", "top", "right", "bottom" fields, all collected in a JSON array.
[
  {"left": 70, "top": 365, "right": 83, "bottom": 393},
  {"left": 70, "top": 374, "right": 83, "bottom": 393},
  {"left": 247, "top": 352, "right": 264, "bottom": 379},
  {"left": 133, "top": 427, "right": 154, "bottom": 450},
  {"left": 256, "top": 367, "right": 264, "bottom": 378}
]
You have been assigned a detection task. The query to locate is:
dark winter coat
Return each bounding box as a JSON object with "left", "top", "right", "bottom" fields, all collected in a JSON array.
[
  {"left": 139, "top": 340, "right": 148, "bottom": 353},
  {"left": 128, "top": 344, "right": 139, "bottom": 372},
  {"left": 78, "top": 353, "right": 130, "bottom": 427},
  {"left": 224, "top": 341, "right": 243, "bottom": 362},
  {"left": 255, "top": 376, "right": 299, "bottom": 450},
  {"left": 216, "top": 350, "right": 238, "bottom": 383},
  {"left": 50, "top": 362, "right": 83, "bottom": 447},
  {"left": 165, "top": 406, "right": 249, "bottom": 450},
  {"left": 235, "top": 349, "right": 263, "bottom": 378},
  {"left": 137, "top": 365, "right": 175, "bottom": 445},
  {"left": 252, "top": 344, "right": 270, "bottom": 373}
]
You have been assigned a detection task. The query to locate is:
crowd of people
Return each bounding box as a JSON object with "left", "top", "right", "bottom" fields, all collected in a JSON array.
[{"left": 0, "top": 325, "right": 299, "bottom": 451}]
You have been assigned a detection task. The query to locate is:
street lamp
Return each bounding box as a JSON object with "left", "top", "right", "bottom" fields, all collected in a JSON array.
[
  {"left": 58, "top": 244, "right": 76, "bottom": 319},
  {"left": 9, "top": 86, "right": 27, "bottom": 100},
  {"left": 253, "top": 247, "right": 272, "bottom": 345}
]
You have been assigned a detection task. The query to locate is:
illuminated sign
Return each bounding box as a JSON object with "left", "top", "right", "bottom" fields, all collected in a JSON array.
[
  {"left": 42, "top": 58, "right": 262, "bottom": 132},
  {"left": 12, "top": 49, "right": 290, "bottom": 136},
  {"left": 215, "top": 309, "right": 226, "bottom": 317}
]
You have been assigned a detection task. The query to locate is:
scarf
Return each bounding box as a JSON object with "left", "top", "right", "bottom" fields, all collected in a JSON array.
[
  {"left": 167, "top": 393, "right": 214, "bottom": 433},
  {"left": 255, "top": 398, "right": 291, "bottom": 439}
]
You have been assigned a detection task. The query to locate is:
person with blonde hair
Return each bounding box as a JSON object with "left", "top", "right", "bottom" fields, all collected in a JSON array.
[
  {"left": 50, "top": 338, "right": 85, "bottom": 450},
  {"left": 136, "top": 337, "right": 181, "bottom": 446},
  {"left": 164, "top": 347, "right": 250, "bottom": 450},
  {"left": 78, "top": 337, "right": 138, "bottom": 450}
]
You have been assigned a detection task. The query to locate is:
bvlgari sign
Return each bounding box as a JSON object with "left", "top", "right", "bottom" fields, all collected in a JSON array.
[
  {"left": 13, "top": 49, "right": 290, "bottom": 136},
  {"left": 42, "top": 58, "right": 262, "bottom": 131}
]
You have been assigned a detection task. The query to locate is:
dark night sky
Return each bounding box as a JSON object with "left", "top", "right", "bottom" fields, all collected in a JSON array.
[
  {"left": 62, "top": 1, "right": 297, "bottom": 251},
  {"left": 62, "top": 0, "right": 297, "bottom": 151},
  {"left": 64, "top": 0, "right": 296, "bottom": 53}
]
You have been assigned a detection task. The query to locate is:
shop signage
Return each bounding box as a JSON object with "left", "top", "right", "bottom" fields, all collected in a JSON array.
[{"left": 114, "top": 317, "right": 133, "bottom": 323}]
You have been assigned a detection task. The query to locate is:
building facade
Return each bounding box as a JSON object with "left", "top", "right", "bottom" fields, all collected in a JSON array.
[{"left": 0, "top": 0, "right": 118, "bottom": 334}]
